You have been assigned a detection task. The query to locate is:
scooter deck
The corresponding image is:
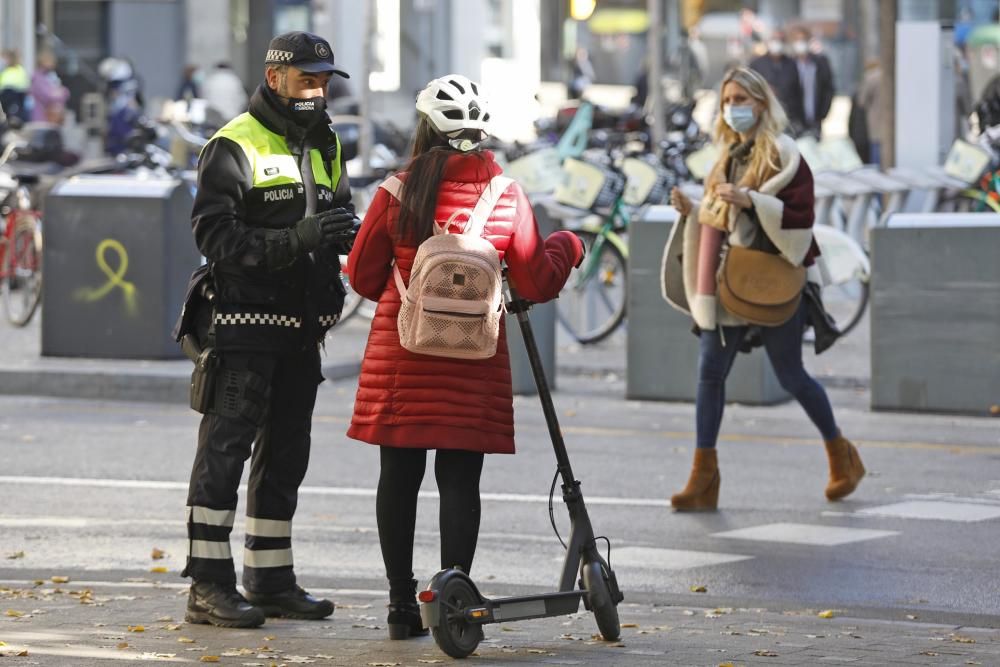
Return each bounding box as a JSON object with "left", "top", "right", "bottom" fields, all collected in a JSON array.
[{"left": 477, "top": 590, "right": 585, "bottom": 624}]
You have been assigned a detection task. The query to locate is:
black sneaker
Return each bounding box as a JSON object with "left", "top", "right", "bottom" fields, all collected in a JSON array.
[
  {"left": 185, "top": 581, "right": 265, "bottom": 628},
  {"left": 244, "top": 585, "right": 334, "bottom": 620}
]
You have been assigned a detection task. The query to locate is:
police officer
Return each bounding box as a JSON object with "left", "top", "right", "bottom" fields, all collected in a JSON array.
[{"left": 179, "top": 32, "right": 358, "bottom": 628}]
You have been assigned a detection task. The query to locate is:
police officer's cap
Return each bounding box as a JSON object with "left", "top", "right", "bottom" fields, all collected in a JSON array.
[{"left": 264, "top": 31, "right": 349, "bottom": 78}]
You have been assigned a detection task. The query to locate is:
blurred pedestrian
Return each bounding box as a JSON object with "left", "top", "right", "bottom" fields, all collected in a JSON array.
[
  {"left": 176, "top": 64, "right": 202, "bottom": 101},
  {"left": 568, "top": 47, "right": 595, "bottom": 99},
  {"left": 855, "top": 60, "right": 883, "bottom": 165},
  {"left": 346, "top": 74, "right": 584, "bottom": 639},
  {"left": 99, "top": 57, "right": 144, "bottom": 155},
  {"left": 202, "top": 62, "right": 249, "bottom": 122},
  {"left": 664, "top": 66, "right": 865, "bottom": 512},
  {"left": 29, "top": 50, "right": 69, "bottom": 125},
  {"left": 789, "top": 27, "right": 834, "bottom": 138},
  {"left": 176, "top": 31, "right": 358, "bottom": 628},
  {"left": 749, "top": 32, "right": 805, "bottom": 133},
  {"left": 0, "top": 49, "right": 30, "bottom": 123}
]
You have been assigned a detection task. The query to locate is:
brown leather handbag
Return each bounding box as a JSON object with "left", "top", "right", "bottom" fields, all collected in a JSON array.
[{"left": 717, "top": 243, "right": 806, "bottom": 327}]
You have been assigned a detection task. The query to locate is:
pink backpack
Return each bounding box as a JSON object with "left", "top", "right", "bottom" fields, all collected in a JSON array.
[{"left": 379, "top": 174, "right": 513, "bottom": 359}]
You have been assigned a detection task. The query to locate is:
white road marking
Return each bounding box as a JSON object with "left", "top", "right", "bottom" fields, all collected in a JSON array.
[
  {"left": 856, "top": 500, "right": 1000, "bottom": 522},
  {"left": 0, "top": 475, "right": 671, "bottom": 507},
  {"left": 612, "top": 546, "right": 752, "bottom": 570},
  {"left": 712, "top": 522, "right": 899, "bottom": 546}
]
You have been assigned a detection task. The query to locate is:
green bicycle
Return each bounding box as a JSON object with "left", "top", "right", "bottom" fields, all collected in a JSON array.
[{"left": 551, "top": 154, "right": 672, "bottom": 344}]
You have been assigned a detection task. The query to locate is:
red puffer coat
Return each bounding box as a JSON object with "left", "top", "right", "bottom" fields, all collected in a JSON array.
[{"left": 345, "top": 152, "right": 583, "bottom": 454}]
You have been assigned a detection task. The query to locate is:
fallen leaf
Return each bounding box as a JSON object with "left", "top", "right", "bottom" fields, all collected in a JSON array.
[
  {"left": 952, "top": 635, "right": 976, "bottom": 643},
  {"left": 127, "top": 625, "right": 145, "bottom": 632},
  {"left": 906, "top": 614, "right": 918, "bottom": 620},
  {"left": 417, "top": 661, "right": 444, "bottom": 665},
  {"left": 719, "top": 663, "right": 735, "bottom": 667},
  {"left": 817, "top": 610, "right": 835, "bottom": 619},
  {"left": 151, "top": 548, "right": 166, "bottom": 560},
  {"left": 150, "top": 566, "right": 169, "bottom": 574},
  {"left": 921, "top": 651, "right": 939, "bottom": 656},
  {"left": 200, "top": 657, "right": 220, "bottom": 663},
  {"left": 165, "top": 624, "right": 181, "bottom": 631},
  {"left": 690, "top": 585, "right": 707, "bottom": 593},
  {"left": 754, "top": 649, "right": 779, "bottom": 656},
  {"left": 4, "top": 609, "right": 25, "bottom": 618},
  {"left": 5, "top": 551, "right": 24, "bottom": 560},
  {"left": 178, "top": 637, "right": 196, "bottom": 643},
  {"left": 527, "top": 649, "right": 553, "bottom": 654},
  {"left": 621, "top": 623, "right": 639, "bottom": 628},
  {"left": 610, "top": 642, "right": 626, "bottom": 647},
  {"left": 366, "top": 663, "right": 400, "bottom": 666},
  {"left": 16, "top": 650, "right": 28, "bottom": 657},
  {"left": 32, "top": 580, "right": 43, "bottom": 586},
  {"left": 50, "top": 576, "right": 70, "bottom": 584},
  {"left": 682, "top": 610, "right": 696, "bottom": 616},
  {"left": 989, "top": 404, "right": 999, "bottom": 416},
  {"left": 117, "top": 642, "right": 129, "bottom": 650}
]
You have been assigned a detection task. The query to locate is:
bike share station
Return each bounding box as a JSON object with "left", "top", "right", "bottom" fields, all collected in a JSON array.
[{"left": 42, "top": 174, "right": 198, "bottom": 359}]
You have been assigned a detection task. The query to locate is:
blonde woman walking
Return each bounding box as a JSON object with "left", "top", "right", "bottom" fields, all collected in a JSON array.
[{"left": 663, "top": 66, "right": 864, "bottom": 511}]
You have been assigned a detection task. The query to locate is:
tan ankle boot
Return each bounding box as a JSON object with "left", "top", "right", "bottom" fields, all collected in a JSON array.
[
  {"left": 824, "top": 435, "right": 865, "bottom": 500},
  {"left": 671, "top": 448, "right": 720, "bottom": 511}
]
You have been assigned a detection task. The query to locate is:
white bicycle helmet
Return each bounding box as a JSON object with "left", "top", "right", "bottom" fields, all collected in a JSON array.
[{"left": 415, "top": 74, "right": 491, "bottom": 151}]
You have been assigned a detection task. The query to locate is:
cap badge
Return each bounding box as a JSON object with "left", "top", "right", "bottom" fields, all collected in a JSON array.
[{"left": 315, "top": 42, "right": 331, "bottom": 59}]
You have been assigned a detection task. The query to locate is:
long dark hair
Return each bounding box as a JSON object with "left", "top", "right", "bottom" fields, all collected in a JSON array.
[{"left": 395, "top": 116, "right": 488, "bottom": 244}]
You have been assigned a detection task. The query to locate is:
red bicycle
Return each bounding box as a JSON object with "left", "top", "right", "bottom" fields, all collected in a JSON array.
[{"left": 0, "top": 166, "right": 43, "bottom": 327}]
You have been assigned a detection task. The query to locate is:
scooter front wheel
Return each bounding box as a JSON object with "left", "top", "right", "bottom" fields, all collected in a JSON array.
[
  {"left": 583, "top": 560, "right": 621, "bottom": 641},
  {"left": 431, "top": 576, "right": 484, "bottom": 659}
]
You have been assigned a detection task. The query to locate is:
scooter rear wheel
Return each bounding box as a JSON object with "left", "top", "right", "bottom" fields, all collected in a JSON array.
[
  {"left": 431, "top": 577, "right": 484, "bottom": 659},
  {"left": 583, "top": 560, "right": 621, "bottom": 641}
]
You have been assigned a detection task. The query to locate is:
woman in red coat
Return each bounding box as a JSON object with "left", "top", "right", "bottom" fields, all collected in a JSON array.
[{"left": 346, "top": 74, "right": 583, "bottom": 640}]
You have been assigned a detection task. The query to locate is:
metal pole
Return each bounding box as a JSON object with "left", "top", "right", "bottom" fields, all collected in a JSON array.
[
  {"left": 879, "top": 0, "right": 896, "bottom": 169},
  {"left": 359, "top": 0, "right": 374, "bottom": 176},
  {"left": 648, "top": 0, "right": 664, "bottom": 152}
]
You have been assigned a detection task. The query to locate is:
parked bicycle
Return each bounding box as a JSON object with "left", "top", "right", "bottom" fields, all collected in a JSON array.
[
  {"left": 548, "top": 151, "right": 676, "bottom": 344},
  {"left": 0, "top": 163, "right": 43, "bottom": 327}
]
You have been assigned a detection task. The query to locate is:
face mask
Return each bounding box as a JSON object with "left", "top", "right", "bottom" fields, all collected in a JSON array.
[
  {"left": 723, "top": 104, "right": 757, "bottom": 133},
  {"left": 287, "top": 94, "right": 328, "bottom": 127},
  {"left": 792, "top": 40, "right": 809, "bottom": 56},
  {"left": 768, "top": 39, "right": 784, "bottom": 55}
]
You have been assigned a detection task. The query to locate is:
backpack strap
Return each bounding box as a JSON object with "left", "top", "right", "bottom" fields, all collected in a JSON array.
[
  {"left": 464, "top": 175, "right": 514, "bottom": 238},
  {"left": 379, "top": 175, "right": 404, "bottom": 199}
]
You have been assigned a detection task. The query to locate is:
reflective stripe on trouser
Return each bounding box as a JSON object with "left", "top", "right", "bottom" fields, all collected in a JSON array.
[
  {"left": 184, "top": 347, "right": 320, "bottom": 591},
  {"left": 184, "top": 504, "right": 237, "bottom": 584}
]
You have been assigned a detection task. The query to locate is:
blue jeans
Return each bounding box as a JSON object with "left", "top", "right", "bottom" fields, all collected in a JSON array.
[{"left": 695, "top": 301, "right": 839, "bottom": 449}]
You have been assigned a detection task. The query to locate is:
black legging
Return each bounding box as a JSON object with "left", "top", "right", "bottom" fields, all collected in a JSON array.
[{"left": 376, "top": 446, "right": 484, "bottom": 597}]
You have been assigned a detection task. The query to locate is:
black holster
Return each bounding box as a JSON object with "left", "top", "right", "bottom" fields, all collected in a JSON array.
[{"left": 189, "top": 347, "right": 219, "bottom": 414}]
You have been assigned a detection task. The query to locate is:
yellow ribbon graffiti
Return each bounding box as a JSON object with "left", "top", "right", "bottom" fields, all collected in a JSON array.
[{"left": 73, "top": 239, "right": 138, "bottom": 316}]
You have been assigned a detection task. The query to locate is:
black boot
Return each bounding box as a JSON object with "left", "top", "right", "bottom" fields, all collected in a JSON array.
[
  {"left": 243, "top": 585, "right": 334, "bottom": 620},
  {"left": 185, "top": 580, "right": 265, "bottom": 628},
  {"left": 387, "top": 579, "right": 428, "bottom": 640}
]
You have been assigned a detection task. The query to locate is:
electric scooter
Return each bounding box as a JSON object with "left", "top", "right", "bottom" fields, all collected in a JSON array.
[{"left": 418, "top": 274, "right": 625, "bottom": 659}]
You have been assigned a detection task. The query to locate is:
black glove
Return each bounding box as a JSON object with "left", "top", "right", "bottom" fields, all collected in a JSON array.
[
  {"left": 321, "top": 207, "right": 361, "bottom": 254},
  {"left": 261, "top": 209, "right": 353, "bottom": 270}
]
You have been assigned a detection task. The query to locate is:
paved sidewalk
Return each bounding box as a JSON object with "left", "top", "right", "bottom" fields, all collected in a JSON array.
[{"left": 1, "top": 577, "right": 997, "bottom": 666}]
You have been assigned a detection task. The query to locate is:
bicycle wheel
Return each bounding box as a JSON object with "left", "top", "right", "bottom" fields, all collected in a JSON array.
[
  {"left": 556, "top": 230, "right": 627, "bottom": 344},
  {"left": 811, "top": 225, "right": 870, "bottom": 339},
  {"left": 2, "top": 213, "right": 43, "bottom": 327}
]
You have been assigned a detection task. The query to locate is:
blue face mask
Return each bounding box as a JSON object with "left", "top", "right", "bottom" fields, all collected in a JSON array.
[{"left": 723, "top": 104, "right": 757, "bottom": 133}]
